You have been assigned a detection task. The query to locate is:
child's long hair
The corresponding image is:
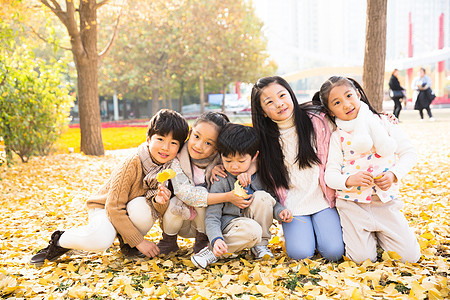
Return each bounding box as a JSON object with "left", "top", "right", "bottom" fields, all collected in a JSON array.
[
  {"left": 251, "top": 76, "right": 321, "bottom": 192},
  {"left": 312, "top": 76, "right": 380, "bottom": 119}
]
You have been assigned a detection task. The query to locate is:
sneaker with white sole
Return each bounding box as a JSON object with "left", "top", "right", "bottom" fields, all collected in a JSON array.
[
  {"left": 191, "top": 246, "right": 218, "bottom": 268},
  {"left": 251, "top": 245, "right": 274, "bottom": 259}
]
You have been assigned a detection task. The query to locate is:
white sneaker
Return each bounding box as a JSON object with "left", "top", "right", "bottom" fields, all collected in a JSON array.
[
  {"left": 191, "top": 247, "right": 218, "bottom": 268},
  {"left": 429, "top": 117, "right": 435, "bottom": 122},
  {"left": 251, "top": 245, "right": 274, "bottom": 259}
]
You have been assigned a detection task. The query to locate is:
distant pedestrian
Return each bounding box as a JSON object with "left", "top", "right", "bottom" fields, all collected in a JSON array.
[
  {"left": 388, "top": 69, "right": 405, "bottom": 119},
  {"left": 30, "top": 109, "right": 189, "bottom": 265},
  {"left": 412, "top": 68, "right": 435, "bottom": 121},
  {"left": 317, "top": 76, "right": 421, "bottom": 263}
]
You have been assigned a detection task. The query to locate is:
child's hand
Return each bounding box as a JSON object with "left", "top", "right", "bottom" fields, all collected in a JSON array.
[
  {"left": 237, "top": 172, "right": 251, "bottom": 187},
  {"left": 346, "top": 171, "right": 374, "bottom": 188},
  {"left": 210, "top": 164, "right": 227, "bottom": 184},
  {"left": 374, "top": 171, "right": 396, "bottom": 191},
  {"left": 136, "top": 239, "right": 160, "bottom": 257},
  {"left": 154, "top": 185, "right": 171, "bottom": 204},
  {"left": 279, "top": 209, "right": 293, "bottom": 223},
  {"left": 228, "top": 190, "right": 252, "bottom": 209},
  {"left": 213, "top": 239, "right": 227, "bottom": 257},
  {"left": 382, "top": 112, "right": 399, "bottom": 124}
]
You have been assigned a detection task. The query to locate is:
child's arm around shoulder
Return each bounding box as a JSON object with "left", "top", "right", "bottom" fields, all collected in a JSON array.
[{"left": 170, "top": 157, "right": 209, "bottom": 207}]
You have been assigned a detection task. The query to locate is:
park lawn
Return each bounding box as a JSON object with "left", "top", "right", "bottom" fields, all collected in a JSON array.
[{"left": 0, "top": 117, "right": 449, "bottom": 299}]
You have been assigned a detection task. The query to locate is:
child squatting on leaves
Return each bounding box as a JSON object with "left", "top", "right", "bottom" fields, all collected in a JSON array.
[
  {"left": 316, "top": 76, "right": 421, "bottom": 263},
  {"left": 30, "top": 109, "right": 189, "bottom": 265},
  {"left": 190, "top": 123, "right": 292, "bottom": 269}
]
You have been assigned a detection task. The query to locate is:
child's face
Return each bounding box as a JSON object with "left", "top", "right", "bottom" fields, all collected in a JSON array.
[
  {"left": 221, "top": 152, "right": 257, "bottom": 176},
  {"left": 187, "top": 122, "right": 219, "bottom": 160},
  {"left": 327, "top": 84, "right": 361, "bottom": 121},
  {"left": 147, "top": 132, "right": 181, "bottom": 164},
  {"left": 259, "top": 83, "right": 294, "bottom": 122}
]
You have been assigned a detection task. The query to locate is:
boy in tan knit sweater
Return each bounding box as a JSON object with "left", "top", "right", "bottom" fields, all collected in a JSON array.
[{"left": 30, "top": 109, "right": 189, "bottom": 265}]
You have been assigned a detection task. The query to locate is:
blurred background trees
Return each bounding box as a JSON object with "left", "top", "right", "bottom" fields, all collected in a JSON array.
[
  {"left": 98, "top": 0, "right": 276, "bottom": 116},
  {"left": 0, "top": 0, "right": 276, "bottom": 160},
  {"left": 0, "top": 22, "right": 73, "bottom": 165}
]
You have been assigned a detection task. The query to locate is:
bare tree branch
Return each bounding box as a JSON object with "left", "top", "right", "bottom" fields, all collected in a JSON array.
[
  {"left": 39, "top": 0, "right": 67, "bottom": 26},
  {"left": 98, "top": 0, "right": 128, "bottom": 60},
  {"left": 95, "top": 0, "right": 111, "bottom": 10},
  {"left": 28, "top": 25, "right": 72, "bottom": 51}
]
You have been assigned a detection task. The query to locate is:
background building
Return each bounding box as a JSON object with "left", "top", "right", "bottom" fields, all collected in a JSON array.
[{"left": 253, "top": 0, "right": 450, "bottom": 98}]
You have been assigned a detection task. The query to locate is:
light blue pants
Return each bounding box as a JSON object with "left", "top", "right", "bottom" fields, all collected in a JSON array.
[{"left": 282, "top": 207, "right": 344, "bottom": 261}]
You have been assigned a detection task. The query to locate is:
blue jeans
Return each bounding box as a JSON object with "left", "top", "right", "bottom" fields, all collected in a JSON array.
[{"left": 282, "top": 207, "right": 344, "bottom": 261}]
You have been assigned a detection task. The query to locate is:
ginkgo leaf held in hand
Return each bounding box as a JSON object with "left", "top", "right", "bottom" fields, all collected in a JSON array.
[
  {"left": 233, "top": 180, "right": 249, "bottom": 198},
  {"left": 156, "top": 169, "right": 176, "bottom": 184}
]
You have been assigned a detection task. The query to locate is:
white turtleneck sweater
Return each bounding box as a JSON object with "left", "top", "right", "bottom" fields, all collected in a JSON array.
[{"left": 275, "top": 114, "right": 330, "bottom": 216}]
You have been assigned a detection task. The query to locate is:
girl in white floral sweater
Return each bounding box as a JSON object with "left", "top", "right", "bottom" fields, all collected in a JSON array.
[{"left": 316, "top": 76, "right": 421, "bottom": 263}]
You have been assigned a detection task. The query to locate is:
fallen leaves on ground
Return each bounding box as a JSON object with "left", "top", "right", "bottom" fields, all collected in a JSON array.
[{"left": 0, "top": 119, "right": 449, "bottom": 299}]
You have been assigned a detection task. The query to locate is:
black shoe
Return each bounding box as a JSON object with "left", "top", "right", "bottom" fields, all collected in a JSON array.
[
  {"left": 117, "top": 234, "right": 146, "bottom": 258},
  {"left": 30, "top": 230, "right": 70, "bottom": 265},
  {"left": 193, "top": 231, "right": 209, "bottom": 254},
  {"left": 157, "top": 232, "right": 179, "bottom": 255}
]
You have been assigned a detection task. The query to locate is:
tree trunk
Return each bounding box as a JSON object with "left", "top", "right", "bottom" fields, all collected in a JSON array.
[
  {"left": 167, "top": 88, "right": 173, "bottom": 111},
  {"left": 362, "top": 0, "right": 387, "bottom": 112},
  {"left": 75, "top": 0, "right": 104, "bottom": 155},
  {"left": 147, "top": 99, "right": 152, "bottom": 117},
  {"left": 199, "top": 75, "right": 205, "bottom": 113},
  {"left": 133, "top": 98, "right": 140, "bottom": 118},
  {"left": 123, "top": 99, "right": 128, "bottom": 119},
  {"left": 179, "top": 80, "right": 184, "bottom": 113},
  {"left": 152, "top": 87, "right": 160, "bottom": 116},
  {"left": 162, "top": 85, "right": 167, "bottom": 108},
  {"left": 221, "top": 84, "right": 226, "bottom": 112}
]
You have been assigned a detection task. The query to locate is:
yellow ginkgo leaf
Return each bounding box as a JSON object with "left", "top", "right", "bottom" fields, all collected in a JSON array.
[
  {"left": 156, "top": 169, "right": 176, "bottom": 183},
  {"left": 233, "top": 180, "right": 248, "bottom": 198},
  {"left": 351, "top": 287, "right": 362, "bottom": 300}
]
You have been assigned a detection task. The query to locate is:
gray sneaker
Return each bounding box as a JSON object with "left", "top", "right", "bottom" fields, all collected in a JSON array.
[
  {"left": 251, "top": 245, "right": 274, "bottom": 259},
  {"left": 191, "top": 246, "right": 218, "bottom": 268}
]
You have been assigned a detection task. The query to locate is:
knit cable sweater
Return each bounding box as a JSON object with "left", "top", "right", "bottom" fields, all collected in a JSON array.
[{"left": 86, "top": 152, "right": 169, "bottom": 248}]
